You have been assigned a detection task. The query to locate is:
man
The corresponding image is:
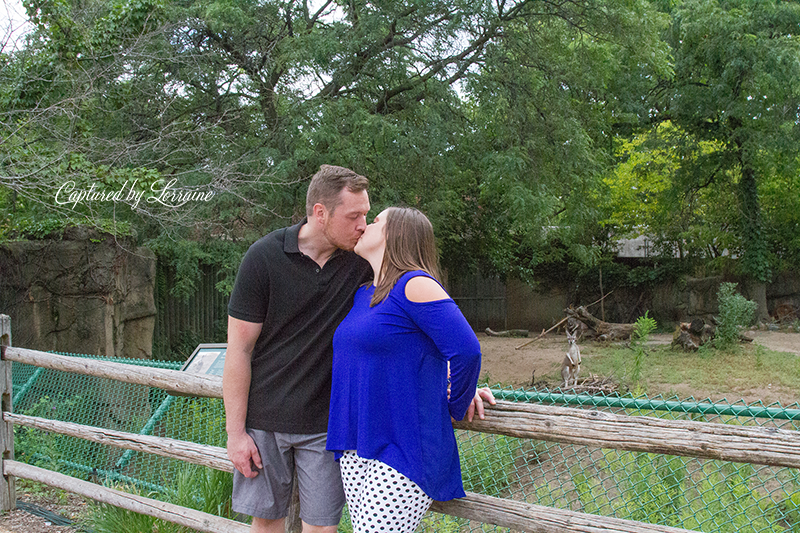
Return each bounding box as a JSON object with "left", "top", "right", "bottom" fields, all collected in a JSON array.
[{"left": 224, "top": 164, "right": 495, "bottom": 533}]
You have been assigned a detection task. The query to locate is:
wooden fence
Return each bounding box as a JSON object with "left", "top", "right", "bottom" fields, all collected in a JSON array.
[
  {"left": 152, "top": 264, "right": 508, "bottom": 352},
  {"left": 449, "top": 273, "right": 507, "bottom": 331},
  {"left": 2, "top": 316, "right": 800, "bottom": 532},
  {"left": 154, "top": 263, "right": 229, "bottom": 359}
]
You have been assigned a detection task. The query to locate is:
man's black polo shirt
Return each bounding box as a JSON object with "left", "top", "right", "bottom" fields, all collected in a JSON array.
[{"left": 227, "top": 219, "right": 372, "bottom": 434}]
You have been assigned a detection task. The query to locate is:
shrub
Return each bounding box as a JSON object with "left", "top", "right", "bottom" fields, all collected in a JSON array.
[
  {"left": 715, "top": 283, "right": 758, "bottom": 350},
  {"left": 630, "top": 312, "right": 657, "bottom": 391}
]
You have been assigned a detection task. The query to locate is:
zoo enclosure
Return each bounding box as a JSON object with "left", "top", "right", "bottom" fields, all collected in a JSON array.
[{"left": 2, "top": 316, "right": 800, "bottom": 532}]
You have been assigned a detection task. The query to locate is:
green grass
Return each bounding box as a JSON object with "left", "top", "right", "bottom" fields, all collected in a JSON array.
[
  {"left": 579, "top": 342, "right": 800, "bottom": 402},
  {"left": 87, "top": 466, "right": 237, "bottom": 533},
  {"left": 458, "top": 432, "right": 517, "bottom": 498}
]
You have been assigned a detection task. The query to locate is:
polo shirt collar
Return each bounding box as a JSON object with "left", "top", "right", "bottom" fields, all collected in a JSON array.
[{"left": 283, "top": 218, "right": 306, "bottom": 254}]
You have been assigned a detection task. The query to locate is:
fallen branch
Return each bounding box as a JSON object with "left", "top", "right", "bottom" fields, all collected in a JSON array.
[
  {"left": 515, "top": 292, "right": 615, "bottom": 350},
  {"left": 587, "top": 290, "right": 613, "bottom": 309},
  {"left": 566, "top": 306, "right": 634, "bottom": 341},
  {"left": 486, "top": 328, "right": 529, "bottom": 338},
  {"left": 671, "top": 320, "right": 754, "bottom": 351},
  {"left": 516, "top": 317, "right": 568, "bottom": 350}
]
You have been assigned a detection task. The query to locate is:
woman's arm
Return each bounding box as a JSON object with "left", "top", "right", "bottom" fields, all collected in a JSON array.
[{"left": 404, "top": 275, "right": 484, "bottom": 420}]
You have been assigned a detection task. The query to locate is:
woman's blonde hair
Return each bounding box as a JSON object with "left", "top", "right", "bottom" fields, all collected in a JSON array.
[{"left": 371, "top": 207, "right": 442, "bottom": 306}]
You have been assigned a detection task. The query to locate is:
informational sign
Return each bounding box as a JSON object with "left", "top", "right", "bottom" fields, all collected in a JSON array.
[{"left": 181, "top": 343, "right": 227, "bottom": 376}]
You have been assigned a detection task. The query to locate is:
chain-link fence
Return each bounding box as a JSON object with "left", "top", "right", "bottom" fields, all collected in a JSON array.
[{"left": 11, "top": 353, "right": 800, "bottom": 532}]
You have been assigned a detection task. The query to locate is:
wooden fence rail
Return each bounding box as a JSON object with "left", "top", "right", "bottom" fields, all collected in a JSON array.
[
  {"left": 2, "top": 325, "right": 798, "bottom": 532},
  {"left": 5, "top": 460, "right": 250, "bottom": 533},
  {"left": 4, "top": 413, "right": 232, "bottom": 472},
  {"left": 7, "top": 346, "right": 800, "bottom": 469}
]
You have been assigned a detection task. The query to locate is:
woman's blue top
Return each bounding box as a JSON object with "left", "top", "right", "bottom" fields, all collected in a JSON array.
[{"left": 326, "top": 270, "right": 482, "bottom": 501}]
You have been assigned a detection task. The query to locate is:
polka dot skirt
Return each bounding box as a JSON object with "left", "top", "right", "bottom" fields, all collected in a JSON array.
[{"left": 339, "top": 451, "right": 433, "bottom": 532}]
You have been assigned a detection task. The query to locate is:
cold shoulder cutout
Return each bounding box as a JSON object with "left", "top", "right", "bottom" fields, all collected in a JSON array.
[{"left": 404, "top": 274, "right": 449, "bottom": 303}]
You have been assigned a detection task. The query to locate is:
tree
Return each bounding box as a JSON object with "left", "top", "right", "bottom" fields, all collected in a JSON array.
[
  {"left": 661, "top": 0, "right": 800, "bottom": 317},
  {"left": 451, "top": 0, "right": 669, "bottom": 280},
  {"left": 1, "top": 0, "right": 670, "bottom": 286},
  {"left": 604, "top": 121, "right": 741, "bottom": 268}
]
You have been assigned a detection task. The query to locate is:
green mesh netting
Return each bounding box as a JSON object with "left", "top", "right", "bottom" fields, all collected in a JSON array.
[{"left": 11, "top": 354, "right": 800, "bottom": 533}]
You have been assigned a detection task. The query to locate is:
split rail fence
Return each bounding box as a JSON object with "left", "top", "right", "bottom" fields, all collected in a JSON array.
[{"left": 1, "top": 315, "right": 800, "bottom": 532}]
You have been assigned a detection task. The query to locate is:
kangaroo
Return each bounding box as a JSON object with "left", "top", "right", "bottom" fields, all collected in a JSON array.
[{"left": 561, "top": 329, "right": 581, "bottom": 388}]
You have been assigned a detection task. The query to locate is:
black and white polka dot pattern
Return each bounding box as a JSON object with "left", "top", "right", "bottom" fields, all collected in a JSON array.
[{"left": 340, "top": 451, "right": 433, "bottom": 532}]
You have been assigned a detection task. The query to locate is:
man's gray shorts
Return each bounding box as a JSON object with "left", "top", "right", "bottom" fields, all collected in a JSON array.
[{"left": 232, "top": 429, "right": 345, "bottom": 526}]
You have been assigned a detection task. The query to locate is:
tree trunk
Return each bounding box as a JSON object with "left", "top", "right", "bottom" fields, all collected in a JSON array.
[
  {"left": 736, "top": 139, "right": 771, "bottom": 322},
  {"left": 743, "top": 279, "right": 769, "bottom": 323},
  {"left": 671, "top": 320, "right": 715, "bottom": 351}
]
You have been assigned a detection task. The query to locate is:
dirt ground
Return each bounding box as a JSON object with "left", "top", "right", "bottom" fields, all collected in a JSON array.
[
  {"left": 1, "top": 330, "right": 798, "bottom": 532},
  {"left": 0, "top": 485, "right": 88, "bottom": 533}
]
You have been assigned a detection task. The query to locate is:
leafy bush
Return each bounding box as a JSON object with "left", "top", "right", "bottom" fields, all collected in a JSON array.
[
  {"left": 630, "top": 312, "right": 657, "bottom": 391},
  {"left": 715, "top": 283, "right": 758, "bottom": 350},
  {"left": 616, "top": 453, "right": 687, "bottom": 527},
  {"left": 0, "top": 217, "right": 132, "bottom": 242}
]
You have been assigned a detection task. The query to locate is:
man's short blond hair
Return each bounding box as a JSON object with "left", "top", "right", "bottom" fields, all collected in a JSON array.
[{"left": 306, "top": 165, "right": 369, "bottom": 217}]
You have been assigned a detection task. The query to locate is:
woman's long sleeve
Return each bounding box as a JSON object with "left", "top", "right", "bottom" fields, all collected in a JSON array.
[{"left": 402, "top": 298, "right": 482, "bottom": 421}]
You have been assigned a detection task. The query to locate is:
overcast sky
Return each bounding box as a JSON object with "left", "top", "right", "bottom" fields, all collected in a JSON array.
[{"left": 2, "top": 0, "right": 33, "bottom": 52}]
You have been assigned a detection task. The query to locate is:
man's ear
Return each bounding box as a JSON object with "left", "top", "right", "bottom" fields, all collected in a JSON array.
[{"left": 312, "top": 202, "right": 327, "bottom": 225}]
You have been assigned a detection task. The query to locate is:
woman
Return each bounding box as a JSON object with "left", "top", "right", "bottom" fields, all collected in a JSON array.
[{"left": 327, "top": 207, "right": 482, "bottom": 532}]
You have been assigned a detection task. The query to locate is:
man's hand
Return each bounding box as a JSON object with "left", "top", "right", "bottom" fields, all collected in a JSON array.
[
  {"left": 465, "top": 387, "right": 496, "bottom": 422},
  {"left": 227, "top": 431, "right": 263, "bottom": 478}
]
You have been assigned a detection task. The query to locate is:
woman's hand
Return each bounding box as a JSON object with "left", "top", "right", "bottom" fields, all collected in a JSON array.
[{"left": 465, "top": 387, "right": 496, "bottom": 422}]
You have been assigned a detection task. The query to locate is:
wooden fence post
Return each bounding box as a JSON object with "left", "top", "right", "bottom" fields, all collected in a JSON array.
[{"left": 0, "top": 314, "right": 16, "bottom": 512}]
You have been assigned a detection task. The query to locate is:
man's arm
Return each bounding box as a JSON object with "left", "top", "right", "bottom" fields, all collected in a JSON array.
[{"left": 223, "top": 316, "right": 263, "bottom": 478}]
